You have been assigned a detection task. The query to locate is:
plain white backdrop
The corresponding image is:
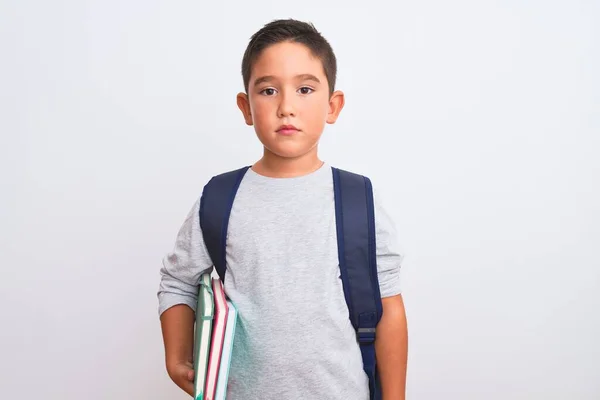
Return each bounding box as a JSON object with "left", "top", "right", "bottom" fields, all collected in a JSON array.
[{"left": 1, "top": 0, "right": 598, "bottom": 399}]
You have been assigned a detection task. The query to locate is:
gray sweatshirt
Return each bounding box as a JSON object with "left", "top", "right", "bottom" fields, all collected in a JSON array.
[{"left": 157, "top": 163, "right": 404, "bottom": 400}]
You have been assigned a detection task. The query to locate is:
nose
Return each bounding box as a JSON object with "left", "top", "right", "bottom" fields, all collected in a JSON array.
[{"left": 277, "top": 91, "right": 296, "bottom": 118}]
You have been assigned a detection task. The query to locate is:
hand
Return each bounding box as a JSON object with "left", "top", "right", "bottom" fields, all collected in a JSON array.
[{"left": 167, "top": 360, "right": 195, "bottom": 397}]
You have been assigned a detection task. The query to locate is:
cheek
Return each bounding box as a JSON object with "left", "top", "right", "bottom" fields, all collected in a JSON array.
[
  {"left": 304, "top": 100, "right": 329, "bottom": 125},
  {"left": 250, "top": 100, "right": 273, "bottom": 123}
]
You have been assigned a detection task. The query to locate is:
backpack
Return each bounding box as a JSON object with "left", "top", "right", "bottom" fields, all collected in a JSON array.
[{"left": 199, "top": 166, "right": 383, "bottom": 400}]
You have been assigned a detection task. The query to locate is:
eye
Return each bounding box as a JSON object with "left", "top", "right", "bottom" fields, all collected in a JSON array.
[
  {"left": 298, "top": 86, "right": 314, "bottom": 95},
  {"left": 259, "top": 88, "right": 277, "bottom": 96}
]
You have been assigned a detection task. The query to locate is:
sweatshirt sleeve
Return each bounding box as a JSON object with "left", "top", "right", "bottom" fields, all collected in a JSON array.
[
  {"left": 157, "top": 197, "right": 214, "bottom": 316},
  {"left": 373, "top": 187, "right": 405, "bottom": 298}
]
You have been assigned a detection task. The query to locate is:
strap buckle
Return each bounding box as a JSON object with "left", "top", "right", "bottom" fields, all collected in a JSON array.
[{"left": 358, "top": 327, "right": 376, "bottom": 344}]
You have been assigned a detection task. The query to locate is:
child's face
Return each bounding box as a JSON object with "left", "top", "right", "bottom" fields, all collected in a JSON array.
[{"left": 237, "top": 42, "right": 344, "bottom": 160}]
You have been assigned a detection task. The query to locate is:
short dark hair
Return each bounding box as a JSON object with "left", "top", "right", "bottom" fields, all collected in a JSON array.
[{"left": 241, "top": 19, "right": 337, "bottom": 95}]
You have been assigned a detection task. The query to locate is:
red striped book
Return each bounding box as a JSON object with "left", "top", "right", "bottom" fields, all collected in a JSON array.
[{"left": 204, "top": 278, "right": 229, "bottom": 400}]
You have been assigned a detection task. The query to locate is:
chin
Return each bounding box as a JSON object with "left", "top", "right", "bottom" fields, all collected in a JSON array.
[{"left": 267, "top": 144, "right": 315, "bottom": 159}]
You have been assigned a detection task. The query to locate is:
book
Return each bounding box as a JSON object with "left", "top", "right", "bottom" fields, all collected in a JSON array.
[
  {"left": 214, "top": 300, "right": 238, "bottom": 400},
  {"left": 193, "top": 273, "right": 214, "bottom": 400},
  {"left": 204, "top": 278, "right": 229, "bottom": 400}
]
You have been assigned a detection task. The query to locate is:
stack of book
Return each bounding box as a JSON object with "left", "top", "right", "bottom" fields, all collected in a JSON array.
[{"left": 193, "top": 273, "right": 238, "bottom": 400}]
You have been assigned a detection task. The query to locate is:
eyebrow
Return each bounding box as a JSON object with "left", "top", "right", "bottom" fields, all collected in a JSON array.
[{"left": 253, "top": 74, "right": 321, "bottom": 87}]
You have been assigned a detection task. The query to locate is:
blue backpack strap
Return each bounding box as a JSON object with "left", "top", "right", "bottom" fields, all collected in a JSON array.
[
  {"left": 199, "top": 166, "right": 250, "bottom": 282},
  {"left": 332, "top": 167, "right": 383, "bottom": 400}
]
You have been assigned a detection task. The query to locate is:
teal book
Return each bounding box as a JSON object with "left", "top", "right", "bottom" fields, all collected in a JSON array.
[{"left": 193, "top": 273, "right": 214, "bottom": 400}]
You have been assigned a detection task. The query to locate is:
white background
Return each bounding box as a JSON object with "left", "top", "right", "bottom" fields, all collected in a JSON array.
[{"left": 1, "top": 0, "right": 598, "bottom": 399}]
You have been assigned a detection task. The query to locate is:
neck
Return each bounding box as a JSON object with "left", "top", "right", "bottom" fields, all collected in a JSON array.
[{"left": 252, "top": 148, "right": 323, "bottom": 178}]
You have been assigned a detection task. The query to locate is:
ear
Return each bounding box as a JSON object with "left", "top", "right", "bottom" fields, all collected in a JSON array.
[
  {"left": 237, "top": 92, "right": 253, "bottom": 126},
  {"left": 326, "top": 90, "right": 345, "bottom": 124}
]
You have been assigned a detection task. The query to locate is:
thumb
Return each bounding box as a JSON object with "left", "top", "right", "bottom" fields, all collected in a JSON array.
[{"left": 187, "top": 368, "right": 195, "bottom": 381}]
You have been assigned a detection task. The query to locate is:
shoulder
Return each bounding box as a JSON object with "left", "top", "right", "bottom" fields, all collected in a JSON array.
[
  {"left": 331, "top": 166, "right": 371, "bottom": 179},
  {"left": 205, "top": 166, "right": 252, "bottom": 185},
  {"left": 331, "top": 167, "right": 393, "bottom": 225},
  {"left": 330, "top": 166, "right": 376, "bottom": 192},
  {"left": 200, "top": 166, "right": 252, "bottom": 196}
]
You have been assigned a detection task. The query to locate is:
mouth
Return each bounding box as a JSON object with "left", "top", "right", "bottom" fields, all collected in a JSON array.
[{"left": 276, "top": 124, "right": 299, "bottom": 135}]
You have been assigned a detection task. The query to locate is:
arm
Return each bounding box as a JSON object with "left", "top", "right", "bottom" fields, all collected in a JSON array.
[
  {"left": 376, "top": 294, "right": 408, "bottom": 400},
  {"left": 371, "top": 187, "right": 408, "bottom": 399},
  {"left": 157, "top": 198, "right": 214, "bottom": 395},
  {"left": 160, "top": 304, "right": 196, "bottom": 396}
]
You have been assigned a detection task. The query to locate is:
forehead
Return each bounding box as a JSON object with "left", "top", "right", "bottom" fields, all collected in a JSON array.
[{"left": 250, "top": 41, "right": 327, "bottom": 81}]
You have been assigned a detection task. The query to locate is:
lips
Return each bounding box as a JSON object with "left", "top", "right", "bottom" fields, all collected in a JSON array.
[{"left": 276, "top": 124, "right": 299, "bottom": 135}]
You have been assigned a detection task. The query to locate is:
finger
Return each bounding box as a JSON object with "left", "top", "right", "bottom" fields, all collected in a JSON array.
[{"left": 187, "top": 369, "right": 195, "bottom": 381}]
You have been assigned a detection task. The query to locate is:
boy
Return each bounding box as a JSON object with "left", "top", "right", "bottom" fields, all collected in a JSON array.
[{"left": 158, "top": 19, "right": 408, "bottom": 399}]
